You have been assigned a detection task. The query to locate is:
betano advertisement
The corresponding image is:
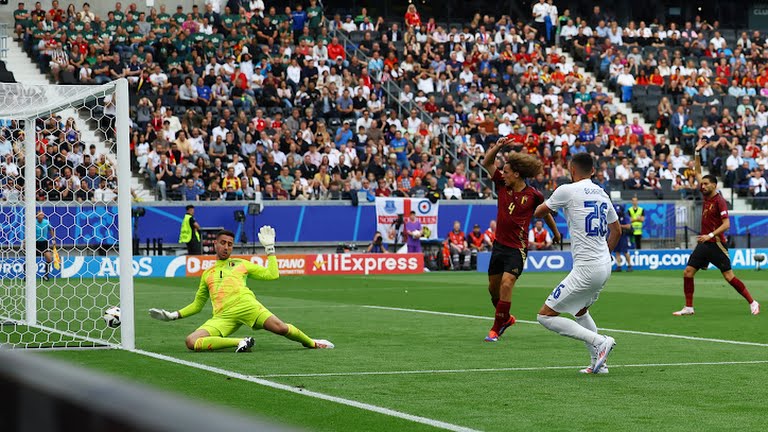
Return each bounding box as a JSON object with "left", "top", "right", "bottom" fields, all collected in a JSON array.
[
  {"left": 477, "top": 249, "right": 768, "bottom": 272},
  {"left": 0, "top": 253, "right": 425, "bottom": 279}
]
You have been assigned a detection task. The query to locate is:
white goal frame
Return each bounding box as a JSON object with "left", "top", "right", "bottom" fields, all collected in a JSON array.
[{"left": 1, "top": 78, "right": 134, "bottom": 350}]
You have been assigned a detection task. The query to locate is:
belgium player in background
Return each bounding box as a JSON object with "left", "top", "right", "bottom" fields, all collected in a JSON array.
[
  {"left": 481, "top": 137, "right": 561, "bottom": 342},
  {"left": 673, "top": 141, "right": 759, "bottom": 316}
]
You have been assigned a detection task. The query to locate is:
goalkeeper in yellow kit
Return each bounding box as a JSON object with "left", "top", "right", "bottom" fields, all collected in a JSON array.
[{"left": 149, "top": 226, "right": 334, "bottom": 352}]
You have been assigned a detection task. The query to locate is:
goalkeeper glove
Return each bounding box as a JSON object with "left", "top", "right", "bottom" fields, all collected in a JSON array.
[
  {"left": 258, "top": 225, "right": 276, "bottom": 255},
  {"left": 149, "top": 308, "right": 179, "bottom": 321}
]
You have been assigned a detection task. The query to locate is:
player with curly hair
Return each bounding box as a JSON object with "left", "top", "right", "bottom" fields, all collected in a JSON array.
[{"left": 481, "top": 137, "right": 561, "bottom": 342}]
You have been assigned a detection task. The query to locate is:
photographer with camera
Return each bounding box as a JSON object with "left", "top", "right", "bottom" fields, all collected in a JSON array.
[{"left": 366, "top": 232, "right": 386, "bottom": 253}]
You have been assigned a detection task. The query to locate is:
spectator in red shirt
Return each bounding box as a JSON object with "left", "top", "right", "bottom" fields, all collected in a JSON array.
[
  {"left": 374, "top": 178, "right": 391, "bottom": 197},
  {"left": 49, "top": 0, "right": 64, "bottom": 23},
  {"left": 404, "top": 4, "right": 421, "bottom": 29},
  {"left": 327, "top": 37, "right": 346, "bottom": 65}
]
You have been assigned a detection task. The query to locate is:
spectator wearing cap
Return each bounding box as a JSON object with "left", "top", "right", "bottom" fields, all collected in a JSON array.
[{"left": 341, "top": 15, "right": 356, "bottom": 33}]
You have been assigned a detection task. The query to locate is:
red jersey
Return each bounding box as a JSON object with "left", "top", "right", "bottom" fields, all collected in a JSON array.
[
  {"left": 492, "top": 170, "right": 544, "bottom": 249},
  {"left": 468, "top": 231, "right": 484, "bottom": 248},
  {"left": 701, "top": 193, "right": 729, "bottom": 243},
  {"left": 447, "top": 230, "right": 466, "bottom": 246},
  {"left": 484, "top": 228, "right": 496, "bottom": 244}
]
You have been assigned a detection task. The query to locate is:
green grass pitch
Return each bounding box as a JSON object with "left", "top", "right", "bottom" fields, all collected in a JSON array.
[{"left": 42, "top": 270, "right": 767, "bottom": 431}]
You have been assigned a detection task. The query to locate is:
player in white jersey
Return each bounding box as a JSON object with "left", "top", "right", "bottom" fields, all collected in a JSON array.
[{"left": 533, "top": 153, "right": 622, "bottom": 374}]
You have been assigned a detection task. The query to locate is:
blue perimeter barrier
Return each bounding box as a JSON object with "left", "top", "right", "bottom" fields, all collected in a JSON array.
[
  {"left": 0, "top": 202, "right": 692, "bottom": 246},
  {"left": 476, "top": 248, "right": 768, "bottom": 272},
  {"left": 1, "top": 247, "right": 766, "bottom": 279}
]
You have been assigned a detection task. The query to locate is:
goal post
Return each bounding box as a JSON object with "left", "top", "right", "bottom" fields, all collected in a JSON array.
[{"left": 0, "top": 78, "right": 134, "bottom": 350}]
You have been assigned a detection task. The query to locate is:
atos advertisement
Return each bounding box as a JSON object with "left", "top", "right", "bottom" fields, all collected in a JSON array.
[
  {"left": 0, "top": 256, "right": 187, "bottom": 279},
  {"left": 477, "top": 249, "right": 768, "bottom": 272}
]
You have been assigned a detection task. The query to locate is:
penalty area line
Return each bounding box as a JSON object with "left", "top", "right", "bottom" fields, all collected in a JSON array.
[
  {"left": 362, "top": 305, "right": 768, "bottom": 348},
  {"left": 256, "top": 360, "right": 768, "bottom": 378},
  {"left": 131, "top": 349, "right": 480, "bottom": 432}
]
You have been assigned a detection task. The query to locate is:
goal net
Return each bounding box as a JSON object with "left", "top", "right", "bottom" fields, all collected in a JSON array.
[{"left": 0, "top": 79, "right": 134, "bottom": 350}]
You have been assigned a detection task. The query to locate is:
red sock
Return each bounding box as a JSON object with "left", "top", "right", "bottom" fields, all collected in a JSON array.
[
  {"left": 491, "top": 297, "right": 499, "bottom": 308},
  {"left": 684, "top": 277, "right": 694, "bottom": 307},
  {"left": 491, "top": 301, "right": 511, "bottom": 332},
  {"left": 728, "top": 277, "right": 754, "bottom": 304}
]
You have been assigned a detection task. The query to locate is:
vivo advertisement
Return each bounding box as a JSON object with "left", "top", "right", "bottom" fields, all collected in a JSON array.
[
  {"left": 477, "top": 249, "right": 768, "bottom": 272},
  {"left": 0, "top": 202, "right": 687, "bottom": 246}
]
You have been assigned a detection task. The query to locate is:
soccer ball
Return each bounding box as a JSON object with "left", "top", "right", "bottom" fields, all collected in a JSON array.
[
  {"left": 411, "top": 230, "right": 422, "bottom": 239},
  {"left": 103, "top": 306, "right": 121, "bottom": 328}
]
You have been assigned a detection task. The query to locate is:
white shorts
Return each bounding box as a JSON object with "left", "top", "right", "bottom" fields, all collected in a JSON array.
[{"left": 545, "top": 262, "right": 612, "bottom": 315}]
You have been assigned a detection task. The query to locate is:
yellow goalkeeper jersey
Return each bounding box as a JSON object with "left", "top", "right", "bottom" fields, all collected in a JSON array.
[{"left": 179, "top": 256, "right": 279, "bottom": 318}]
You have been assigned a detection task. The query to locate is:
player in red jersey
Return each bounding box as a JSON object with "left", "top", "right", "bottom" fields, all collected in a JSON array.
[
  {"left": 481, "top": 137, "right": 561, "bottom": 341},
  {"left": 673, "top": 141, "right": 759, "bottom": 316}
]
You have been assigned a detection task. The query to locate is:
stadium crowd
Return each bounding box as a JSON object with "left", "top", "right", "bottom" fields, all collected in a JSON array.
[{"left": 1, "top": 1, "right": 767, "bottom": 207}]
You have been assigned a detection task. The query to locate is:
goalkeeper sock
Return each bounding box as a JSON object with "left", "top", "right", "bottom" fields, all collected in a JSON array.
[
  {"left": 285, "top": 324, "right": 315, "bottom": 348},
  {"left": 193, "top": 337, "right": 242, "bottom": 352},
  {"left": 728, "top": 277, "right": 754, "bottom": 304},
  {"left": 537, "top": 314, "right": 603, "bottom": 346},
  {"left": 491, "top": 301, "right": 511, "bottom": 332}
]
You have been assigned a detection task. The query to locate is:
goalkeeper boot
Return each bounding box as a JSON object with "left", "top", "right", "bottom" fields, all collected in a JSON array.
[
  {"left": 235, "top": 337, "right": 255, "bottom": 353},
  {"left": 312, "top": 339, "right": 335, "bottom": 349},
  {"left": 672, "top": 306, "right": 695, "bottom": 316}
]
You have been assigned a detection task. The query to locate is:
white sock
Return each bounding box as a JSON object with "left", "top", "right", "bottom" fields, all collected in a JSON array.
[
  {"left": 575, "top": 312, "right": 598, "bottom": 362},
  {"left": 538, "top": 314, "right": 604, "bottom": 346}
]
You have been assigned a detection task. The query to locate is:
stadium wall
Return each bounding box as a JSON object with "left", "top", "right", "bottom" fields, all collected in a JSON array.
[{"left": 0, "top": 201, "right": 694, "bottom": 247}]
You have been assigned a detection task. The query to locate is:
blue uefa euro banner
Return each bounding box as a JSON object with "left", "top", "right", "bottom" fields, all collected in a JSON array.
[
  {"left": 0, "top": 202, "right": 691, "bottom": 246},
  {"left": 477, "top": 249, "right": 768, "bottom": 273}
]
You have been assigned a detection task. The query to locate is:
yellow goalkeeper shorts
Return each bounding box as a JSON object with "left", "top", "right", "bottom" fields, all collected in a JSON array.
[{"left": 197, "top": 299, "right": 274, "bottom": 337}]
